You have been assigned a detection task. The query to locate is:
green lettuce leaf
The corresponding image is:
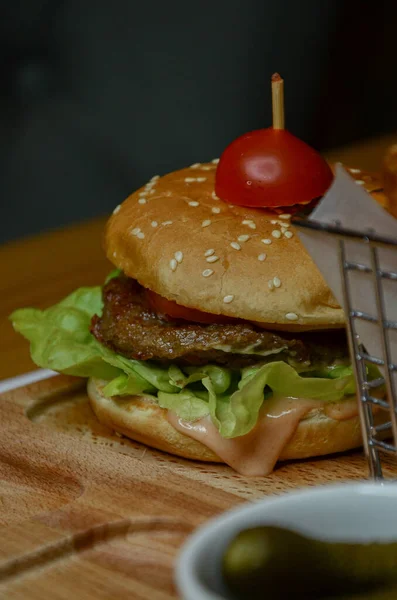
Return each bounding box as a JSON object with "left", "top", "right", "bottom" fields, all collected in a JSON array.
[
  {"left": 158, "top": 389, "right": 210, "bottom": 422},
  {"left": 10, "top": 283, "right": 374, "bottom": 440},
  {"left": 10, "top": 286, "right": 178, "bottom": 392},
  {"left": 11, "top": 287, "right": 120, "bottom": 380},
  {"left": 222, "top": 361, "right": 353, "bottom": 437},
  {"left": 168, "top": 364, "right": 231, "bottom": 394},
  {"left": 159, "top": 361, "right": 356, "bottom": 438},
  {"left": 103, "top": 373, "right": 154, "bottom": 397},
  {"left": 105, "top": 268, "right": 123, "bottom": 284}
]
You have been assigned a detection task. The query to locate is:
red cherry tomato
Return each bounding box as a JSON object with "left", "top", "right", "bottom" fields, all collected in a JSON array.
[
  {"left": 145, "top": 290, "right": 237, "bottom": 324},
  {"left": 215, "top": 128, "right": 333, "bottom": 208}
]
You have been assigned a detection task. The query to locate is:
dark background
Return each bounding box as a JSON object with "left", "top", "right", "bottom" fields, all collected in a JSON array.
[{"left": 0, "top": 0, "right": 396, "bottom": 244}]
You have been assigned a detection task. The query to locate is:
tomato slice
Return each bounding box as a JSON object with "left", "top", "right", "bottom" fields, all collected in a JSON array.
[
  {"left": 215, "top": 128, "right": 333, "bottom": 208},
  {"left": 145, "top": 290, "right": 237, "bottom": 324}
]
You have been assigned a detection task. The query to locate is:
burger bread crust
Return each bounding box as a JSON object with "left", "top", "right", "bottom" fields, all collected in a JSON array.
[
  {"left": 105, "top": 163, "right": 386, "bottom": 330},
  {"left": 87, "top": 378, "right": 387, "bottom": 463}
]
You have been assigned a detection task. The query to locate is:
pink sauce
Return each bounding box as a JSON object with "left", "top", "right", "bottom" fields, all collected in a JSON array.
[{"left": 168, "top": 396, "right": 322, "bottom": 476}]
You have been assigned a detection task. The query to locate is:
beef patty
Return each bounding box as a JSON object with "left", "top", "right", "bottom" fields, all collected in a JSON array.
[{"left": 91, "top": 276, "right": 348, "bottom": 368}]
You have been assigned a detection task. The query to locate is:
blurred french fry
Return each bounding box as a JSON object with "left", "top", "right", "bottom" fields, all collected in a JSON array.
[
  {"left": 371, "top": 190, "right": 390, "bottom": 211},
  {"left": 383, "top": 144, "right": 397, "bottom": 218}
]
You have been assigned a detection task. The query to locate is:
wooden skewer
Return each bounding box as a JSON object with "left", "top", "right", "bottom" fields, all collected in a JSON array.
[{"left": 271, "top": 73, "right": 285, "bottom": 130}]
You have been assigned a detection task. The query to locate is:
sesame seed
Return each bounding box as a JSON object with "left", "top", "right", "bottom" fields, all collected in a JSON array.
[
  {"left": 151, "top": 221, "right": 158, "bottom": 228},
  {"left": 137, "top": 231, "right": 145, "bottom": 239},
  {"left": 202, "top": 269, "right": 214, "bottom": 277},
  {"left": 131, "top": 227, "right": 141, "bottom": 235},
  {"left": 138, "top": 198, "right": 147, "bottom": 204},
  {"left": 271, "top": 220, "right": 278, "bottom": 225},
  {"left": 212, "top": 158, "right": 219, "bottom": 164},
  {"left": 190, "top": 163, "right": 201, "bottom": 168},
  {"left": 272, "top": 230, "right": 281, "bottom": 238},
  {"left": 200, "top": 165, "right": 213, "bottom": 170},
  {"left": 113, "top": 251, "right": 117, "bottom": 258},
  {"left": 197, "top": 177, "right": 207, "bottom": 182},
  {"left": 150, "top": 175, "right": 160, "bottom": 182},
  {"left": 355, "top": 180, "right": 365, "bottom": 185},
  {"left": 185, "top": 177, "right": 196, "bottom": 183},
  {"left": 204, "top": 248, "right": 215, "bottom": 257},
  {"left": 284, "top": 231, "right": 293, "bottom": 239},
  {"left": 230, "top": 242, "right": 241, "bottom": 250},
  {"left": 268, "top": 280, "right": 274, "bottom": 290},
  {"left": 273, "top": 277, "right": 281, "bottom": 288},
  {"left": 113, "top": 204, "right": 121, "bottom": 214},
  {"left": 206, "top": 255, "right": 219, "bottom": 263},
  {"left": 281, "top": 222, "right": 291, "bottom": 228},
  {"left": 286, "top": 312, "right": 299, "bottom": 321},
  {"left": 258, "top": 253, "right": 266, "bottom": 261},
  {"left": 202, "top": 219, "right": 212, "bottom": 227},
  {"left": 212, "top": 206, "right": 221, "bottom": 214},
  {"left": 240, "top": 220, "right": 255, "bottom": 229},
  {"left": 139, "top": 191, "right": 148, "bottom": 197},
  {"left": 279, "top": 214, "right": 291, "bottom": 219},
  {"left": 262, "top": 238, "right": 272, "bottom": 245},
  {"left": 145, "top": 182, "right": 155, "bottom": 189},
  {"left": 212, "top": 191, "right": 219, "bottom": 200},
  {"left": 170, "top": 259, "right": 177, "bottom": 271},
  {"left": 349, "top": 168, "right": 361, "bottom": 174},
  {"left": 174, "top": 251, "right": 183, "bottom": 263},
  {"left": 223, "top": 295, "right": 234, "bottom": 304},
  {"left": 238, "top": 234, "right": 250, "bottom": 242},
  {"left": 162, "top": 221, "right": 173, "bottom": 226},
  {"left": 189, "top": 200, "right": 200, "bottom": 207},
  {"left": 149, "top": 189, "right": 156, "bottom": 195}
]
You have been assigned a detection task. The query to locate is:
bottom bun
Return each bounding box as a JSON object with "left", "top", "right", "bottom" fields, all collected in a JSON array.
[{"left": 87, "top": 378, "right": 387, "bottom": 464}]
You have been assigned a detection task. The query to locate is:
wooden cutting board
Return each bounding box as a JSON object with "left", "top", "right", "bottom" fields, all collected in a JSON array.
[{"left": 1, "top": 376, "right": 396, "bottom": 599}]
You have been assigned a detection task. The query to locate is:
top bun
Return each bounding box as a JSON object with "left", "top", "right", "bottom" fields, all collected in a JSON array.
[{"left": 105, "top": 161, "right": 385, "bottom": 330}]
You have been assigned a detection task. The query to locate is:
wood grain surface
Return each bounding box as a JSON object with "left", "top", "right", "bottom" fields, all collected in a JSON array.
[
  {"left": 0, "top": 132, "right": 396, "bottom": 381},
  {"left": 1, "top": 375, "right": 396, "bottom": 598}
]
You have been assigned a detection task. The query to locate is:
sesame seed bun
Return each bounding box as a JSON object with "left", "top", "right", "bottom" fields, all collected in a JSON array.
[
  {"left": 87, "top": 378, "right": 387, "bottom": 465},
  {"left": 105, "top": 162, "right": 386, "bottom": 330}
]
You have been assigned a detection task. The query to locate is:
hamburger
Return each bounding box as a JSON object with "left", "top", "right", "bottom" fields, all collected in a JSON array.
[{"left": 10, "top": 161, "right": 388, "bottom": 476}]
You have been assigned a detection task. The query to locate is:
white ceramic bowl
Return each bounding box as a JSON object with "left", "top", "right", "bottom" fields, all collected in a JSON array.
[{"left": 175, "top": 482, "right": 397, "bottom": 600}]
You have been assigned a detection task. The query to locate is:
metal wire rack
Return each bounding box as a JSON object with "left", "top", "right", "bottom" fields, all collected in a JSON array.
[{"left": 293, "top": 217, "right": 397, "bottom": 480}]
